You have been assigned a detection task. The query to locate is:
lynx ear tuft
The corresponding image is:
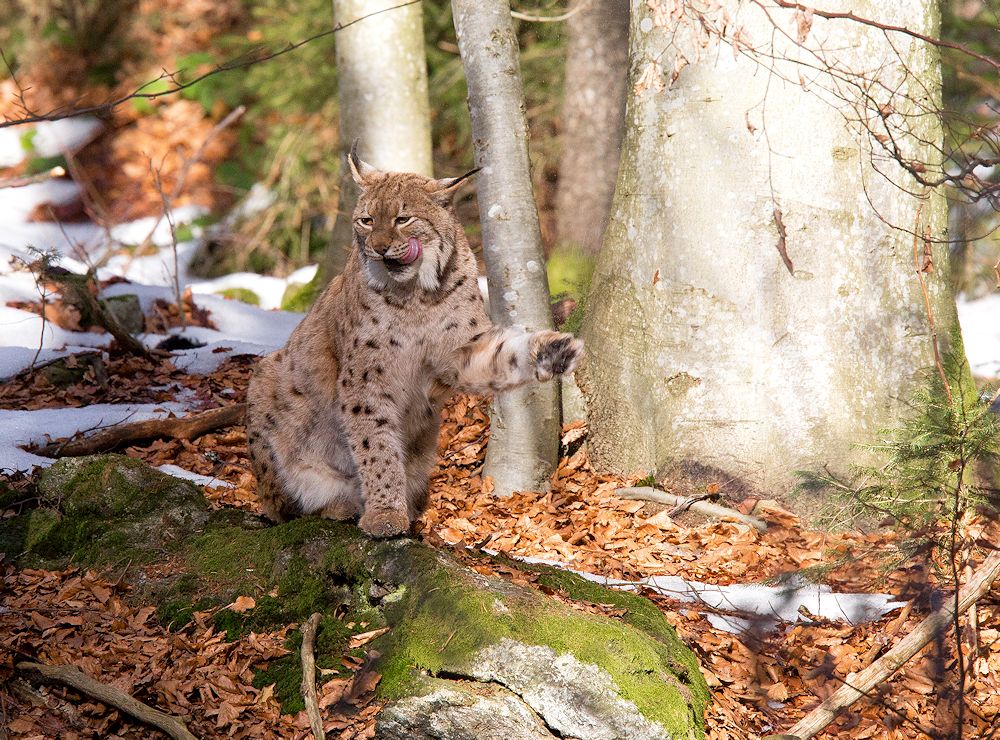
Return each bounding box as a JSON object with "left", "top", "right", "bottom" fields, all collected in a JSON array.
[
  {"left": 348, "top": 140, "right": 381, "bottom": 187},
  {"left": 425, "top": 167, "right": 481, "bottom": 206}
]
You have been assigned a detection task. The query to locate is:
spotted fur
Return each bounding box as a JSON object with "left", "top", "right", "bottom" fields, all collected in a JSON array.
[{"left": 246, "top": 149, "right": 583, "bottom": 538}]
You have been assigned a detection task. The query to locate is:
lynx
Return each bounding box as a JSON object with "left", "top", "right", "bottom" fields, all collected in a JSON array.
[{"left": 245, "top": 147, "right": 583, "bottom": 538}]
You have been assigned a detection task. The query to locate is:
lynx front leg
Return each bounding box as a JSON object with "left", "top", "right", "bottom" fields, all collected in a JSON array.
[
  {"left": 451, "top": 327, "right": 583, "bottom": 394},
  {"left": 338, "top": 391, "right": 411, "bottom": 538}
]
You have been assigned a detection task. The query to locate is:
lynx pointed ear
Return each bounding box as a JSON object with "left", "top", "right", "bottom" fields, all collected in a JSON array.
[
  {"left": 348, "top": 140, "right": 381, "bottom": 187},
  {"left": 425, "top": 167, "right": 481, "bottom": 206}
]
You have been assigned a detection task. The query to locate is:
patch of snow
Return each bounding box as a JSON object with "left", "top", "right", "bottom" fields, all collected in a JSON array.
[
  {"left": 188, "top": 272, "right": 292, "bottom": 311},
  {"left": 0, "top": 118, "right": 102, "bottom": 168},
  {"left": 0, "top": 403, "right": 188, "bottom": 473},
  {"left": 0, "top": 306, "right": 109, "bottom": 355},
  {"left": 156, "top": 464, "right": 235, "bottom": 489},
  {"left": 705, "top": 613, "right": 756, "bottom": 635},
  {"left": 288, "top": 264, "right": 318, "bottom": 285},
  {"left": 31, "top": 118, "right": 103, "bottom": 157},
  {"left": 169, "top": 339, "right": 280, "bottom": 374},
  {"left": 958, "top": 294, "right": 1000, "bottom": 378},
  {"left": 510, "top": 553, "right": 906, "bottom": 634}
]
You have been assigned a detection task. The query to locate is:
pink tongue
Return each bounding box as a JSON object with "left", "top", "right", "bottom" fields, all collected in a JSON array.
[{"left": 400, "top": 237, "right": 422, "bottom": 264}]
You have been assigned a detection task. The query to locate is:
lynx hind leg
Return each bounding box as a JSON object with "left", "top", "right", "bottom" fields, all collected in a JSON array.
[{"left": 248, "top": 432, "right": 298, "bottom": 522}]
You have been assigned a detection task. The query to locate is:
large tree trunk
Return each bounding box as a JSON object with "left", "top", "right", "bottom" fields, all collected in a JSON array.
[
  {"left": 581, "top": 0, "right": 962, "bottom": 493},
  {"left": 323, "top": 0, "right": 434, "bottom": 278},
  {"left": 5, "top": 455, "right": 709, "bottom": 739},
  {"left": 452, "top": 0, "right": 561, "bottom": 496},
  {"left": 554, "top": 0, "right": 629, "bottom": 255}
]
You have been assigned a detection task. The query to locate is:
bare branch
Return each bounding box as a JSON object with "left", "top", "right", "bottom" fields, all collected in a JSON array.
[{"left": 0, "top": 1, "right": 421, "bottom": 128}]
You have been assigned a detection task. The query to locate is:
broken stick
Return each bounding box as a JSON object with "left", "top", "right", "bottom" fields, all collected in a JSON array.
[
  {"left": 767, "top": 550, "right": 1000, "bottom": 740},
  {"left": 16, "top": 661, "right": 197, "bottom": 740},
  {"left": 617, "top": 486, "right": 768, "bottom": 532},
  {"left": 300, "top": 612, "right": 326, "bottom": 740},
  {"left": 36, "top": 403, "right": 246, "bottom": 457}
]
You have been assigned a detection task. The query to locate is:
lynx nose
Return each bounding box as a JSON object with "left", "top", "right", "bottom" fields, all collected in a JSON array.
[{"left": 368, "top": 233, "right": 392, "bottom": 257}]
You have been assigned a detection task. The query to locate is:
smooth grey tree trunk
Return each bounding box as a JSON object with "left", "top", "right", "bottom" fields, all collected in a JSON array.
[
  {"left": 582, "top": 0, "right": 962, "bottom": 494},
  {"left": 555, "top": 0, "right": 629, "bottom": 255},
  {"left": 452, "top": 0, "right": 560, "bottom": 496},
  {"left": 324, "top": 0, "right": 434, "bottom": 278}
]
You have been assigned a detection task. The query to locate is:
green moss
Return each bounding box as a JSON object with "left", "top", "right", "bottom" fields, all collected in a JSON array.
[
  {"left": 280, "top": 277, "right": 322, "bottom": 312},
  {"left": 216, "top": 287, "right": 261, "bottom": 306},
  {"left": 26, "top": 455, "right": 208, "bottom": 566},
  {"left": 375, "top": 546, "right": 708, "bottom": 737},
  {"left": 23, "top": 509, "right": 61, "bottom": 552}
]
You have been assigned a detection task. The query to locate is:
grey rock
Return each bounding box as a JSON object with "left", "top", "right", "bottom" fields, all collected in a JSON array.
[
  {"left": 377, "top": 678, "right": 556, "bottom": 740},
  {"left": 466, "top": 639, "right": 671, "bottom": 740},
  {"left": 101, "top": 293, "right": 144, "bottom": 335}
]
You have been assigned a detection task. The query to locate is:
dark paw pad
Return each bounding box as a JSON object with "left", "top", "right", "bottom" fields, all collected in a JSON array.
[{"left": 535, "top": 333, "right": 584, "bottom": 380}]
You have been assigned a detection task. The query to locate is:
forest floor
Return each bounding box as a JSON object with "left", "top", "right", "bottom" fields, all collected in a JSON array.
[
  {"left": 1, "top": 25, "right": 999, "bottom": 736},
  {"left": 1, "top": 327, "right": 999, "bottom": 739}
]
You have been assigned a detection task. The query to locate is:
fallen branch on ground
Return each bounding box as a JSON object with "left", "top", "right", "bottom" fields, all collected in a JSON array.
[
  {"left": 16, "top": 661, "right": 197, "bottom": 740},
  {"left": 36, "top": 403, "right": 246, "bottom": 457},
  {"left": 300, "top": 612, "right": 326, "bottom": 740},
  {"left": 767, "top": 550, "right": 1000, "bottom": 740},
  {"left": 617, "top": 486, "right": 768, "bottom": 531}
]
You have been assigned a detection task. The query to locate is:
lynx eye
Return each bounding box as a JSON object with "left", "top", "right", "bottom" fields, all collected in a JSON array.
[
  {"left": 358, "top": 216, "right": 374, "bottom": 226},
  {"left": 395, "top": 216, "right": 413, "bottom": 226}
]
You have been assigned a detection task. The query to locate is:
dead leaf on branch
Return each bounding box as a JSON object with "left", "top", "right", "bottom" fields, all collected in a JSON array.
[{"left": 794, "top": 8, "right": 814, "bottom": 44}]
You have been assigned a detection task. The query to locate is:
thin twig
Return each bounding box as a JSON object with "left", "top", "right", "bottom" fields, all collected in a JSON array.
[
  {"left": 300, "top": 613, "right": 325, "bottom": 740},
  {"left": 511, "top": 0, "right": 593, "bottom": 23},
  {"left": 773, "top": 551, "right": 1000, "bottom": 740},
  {"left": 150, "top": 163, "right": 186, "bottom": 328},
  {"left": 616, "top": 486, "right": 768, "bottom": 531},
  {"left": 0, "top": 2, "right": 421, "bottom": 129}
]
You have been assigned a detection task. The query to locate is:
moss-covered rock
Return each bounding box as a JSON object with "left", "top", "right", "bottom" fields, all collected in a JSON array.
[
  {"left": 26, "top": 454, "right": 210, "bottom": 565},
  {"left": 2, "top": 454, "right": 708, "bottom": 738}
]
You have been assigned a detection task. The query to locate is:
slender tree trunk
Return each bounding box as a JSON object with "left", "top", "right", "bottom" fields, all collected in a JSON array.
[
  {"left": 582, "top": 0, "right": 962, "bottom": 493},
  {"left": 555, "top": 0, "right": 629, "bottom": 255},
  {"left": 452, "top": 0, "right": 560, "bottom": 496},
  {"left": 324, "top": 0, "right": 434, "bottom": 279}
]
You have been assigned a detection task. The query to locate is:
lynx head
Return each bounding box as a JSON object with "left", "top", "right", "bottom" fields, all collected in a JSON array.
[{"left": 348, "top": 143, "right": 478, "bottom": 292}]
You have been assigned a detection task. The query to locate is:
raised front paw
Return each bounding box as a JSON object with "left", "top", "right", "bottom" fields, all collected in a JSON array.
[
  {"left": 531, "top": 331, "right": 584, "bottom": 382},
  {"left": 359, "top": 507, "right": 411, "bottom": 538}
]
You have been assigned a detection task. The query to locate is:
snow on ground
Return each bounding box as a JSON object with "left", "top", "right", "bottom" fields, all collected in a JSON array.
[
  {"left": 0, "top": 403, "right": 188, "bottom": 473},
  {"left": 0, "top": 118, "right": 102, "bottom": 168},
  {"left": 958, "top": 294, "right": 1000, "bottom": 378},
  {"left": 514, "top": 554, "right": 905, "bottom": 635},
  {"left": 155, "top": 464, "right": 235, "bottom": 489}
]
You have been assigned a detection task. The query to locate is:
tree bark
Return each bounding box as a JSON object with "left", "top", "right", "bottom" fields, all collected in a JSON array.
[
  {"left": 555, "top": 0, "right": 629, "bottom": 255},
  {"left": 452, "top": 0, "right": 561, "bottom": 496},
  {"left": 324, "top": 0, "right": 434, "bottom": 279},
  {"left": 582, "top": 0, "right": 961, "bottom": 492}
]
